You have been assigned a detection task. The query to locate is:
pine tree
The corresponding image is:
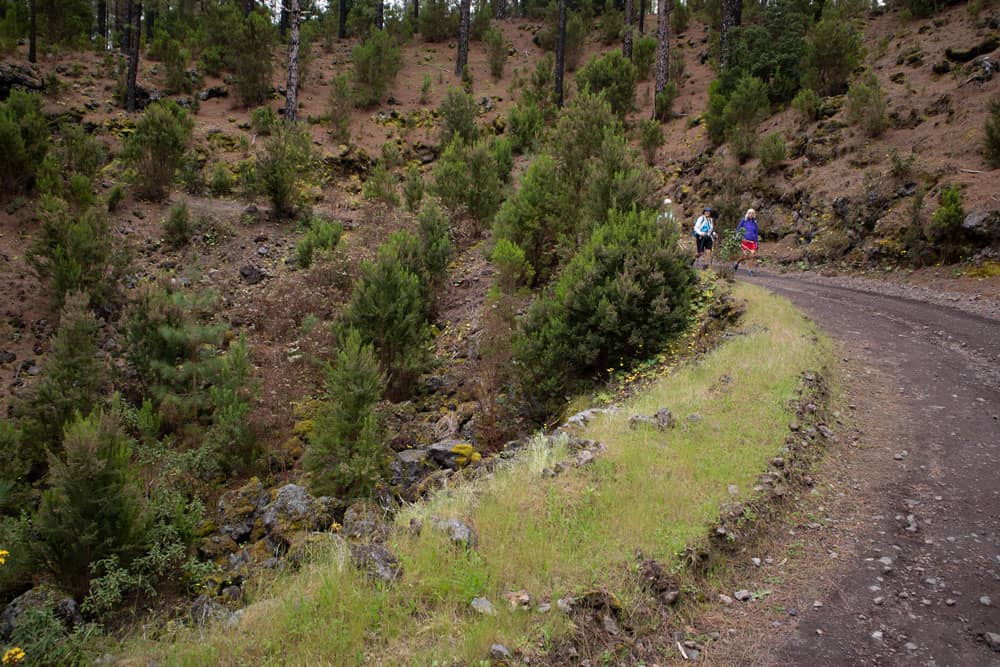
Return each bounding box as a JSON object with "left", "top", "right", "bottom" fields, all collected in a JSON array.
[
  {"left": 33, "top": 409, "right": 148, "bottom": 598},
  {"left": 284, "top": 0, "right": 301, "bottom": 122},
  {"left": 126, "top": 0, "right": 142, "bottom": 112},
  {"left": 456, "top": 0, "right": 471, "bottom": 77},
  {"left": 304, "top": 329, "right": 387, "bottom": 499},
  {"left": 720, "top": 0, "right": 741, "bottom": 70},
  {"left": 16, "top": 292, "right": 107, "bottom": 469},
  {"left": 554, "top": 0, "right": 566, "bottom": 107},
  {"left": 622, "top": 0, "right": 633, "bottom": 59},
  {"left": 654, "top": 0, "right": 673, "bottom": 109}
]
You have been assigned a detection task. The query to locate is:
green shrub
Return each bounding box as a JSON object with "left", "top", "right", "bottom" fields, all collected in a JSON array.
[
  {"left": 889, "top": 148, "right": 916, "bottom": 179},
  {"left": 522, "top": 54, "right": 556, "bottom": 119},
  {"left": 33, "top": 408, "right": 149, "bottom": 598},
  {"left": 508, "top": 102, "right": 544, "bottom": 154},
  {"left": 983, "top": 95, "right": 1000, "bottom": 168},
  {"left": 35, "top": 152, "right": 62, "bottom": 197},
  {"left": 639, "top": 118, "right": 664, "bottom": 165},
  {"left": 924, "top": 185, "right": 968, "bottom": 262},
  {"left": 13, "top": 292, "right": 107, "bottom": 468},
  {"left": 6, "top": 601, "right": 101, "bottom": 665},
  {"left": 433, "top": 137, "right": 504, "bottom": 222},
  {"left": 513, "top": 207, "right": 695, "bottom": 412},
  {"left": 163, "top": 201, "right": 192, "bottom": 247},
  {"left": 304, "top": 329, "right": 387, "bottom": 499},
  {"left": 722, "top": 75, "right": 770, "bottom": 161},
  {"left": 439, "top": 87, "right": 479, "bottom": 146},
  {"left": 723, "top": 0, "right": 810, "bottom": 103},
  {"left": 328, "top": 73, "right": 352, "bottom": 142},
  {"left": 575, "top": 51, "right": 638, "bottom": 117},
  {"left": 251, "top": 106, "right": 279, "bottom": 135},
  {"left": 491, "top": 237, "right": 534, "bottom": 293},
  {"left": 362, "top": 162, "right": 399, "bottom": 207},
  {"left": 0, "top": 89, "right": 50, "bottom": 193},
  {"left": 633, "top": 36, "right": 657, "bottom": 81},
  {"left": 68, "top": 174, "right": 95, "bottom": 210},
  {"left": 256, "top": 122, "right": 314, "bottom": 218},
  {"left": 671, "top": 0, "right": 690, "bottom": 33},
  {"left": 346, "top": 0, "right": 379, "bottom": 38},
  {"left": 492, "top": 154, "right": 566, "bottom": 284},
  {"left": 353, "top": 30, "right": 402, "bottom": 108},
  {"left": 199, "top": 45, "right": 226, "bottom": 77},
  {"left": 418, "top": 201, "right": 452, "bottom": 292},
  {"left": 420, "top": 74, "right": 432, "bottom": 104},
  {"left": 123, "top": 101, "right": 194, "bottom": 201},
  {"left": 485, "top": 26, "right": 507, "bottom": 80},
  {"left": 654, "top": 81, "right": 679, "bottom": 121},
  {"left": 802, "top": 15, "right": 863, "bottom": 96},
  {"left": 847, "top": 73, "right": 888, "bottom": 138},
  {"left": 297, "top": 217, "right": 344, "bottom": 269},
  {"left": 163, "top": 39, "right": 193, "bottom": 95},
  {"left": 233, "top": 12, "right": 275, "bottom": 106},
  {"left": 0, "top": 515, "right": 32, "bottom": 599},
  {"left": 471, "top": 0, "right": 492, "bottom": 40},
  {"left": 490, "top": 136, "right": 514, "bottom": 183},
  {"left": 792, "top": 87, "right": 822, "bottom": 122},
  {"left": 60, "top": 123, "right": 107, "bottom": 179},
  {"left": 208, "top": 163, "right": 235, "bottom": 196},
  {"left": 107, "top": 183, "right": 126, "bottom": 212},
  {"left": 581, "top": 130, "right": 657, "bottom": 229},
  {"left": 549, "top": 91, "right": 619, "bottom": 191},
  {"left": 205, "top": 332, "right": 257, "bottom": 471},
  {"left": 759, "top": 131, "right": 787, "bottom": 171},
  {"left": 420, "top": 0, "right": 459, "bottom": 42},
  {"left": 403, "top": 165, "right": 425, "bottom": 213},
  {"left": 670, "top": 49, "right": 686, "bottom": 85},
  {"left": 28, "top": 196, "right": 128, "bottom": 311},
  {"left": 598, "top": 9, "right": 623, "bottom": 45},
  {"left": 344, "top": 245, "right": 431, "bottom": 397}
]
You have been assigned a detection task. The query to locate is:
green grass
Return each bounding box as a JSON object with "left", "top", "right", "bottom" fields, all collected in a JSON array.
[{"left": 130, "top": 284, "right": 831, "bottom": 665}]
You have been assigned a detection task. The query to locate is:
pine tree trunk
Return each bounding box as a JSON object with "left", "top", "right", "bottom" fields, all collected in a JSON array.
[
  {"left": 279, "top": 6, "right": 288, "bottom": 37},
  {"left": 126, "top": 0, "right": 141, "bottom": 112},
  {"left": 654, "top": 0, "right": 672, "bottom": 110},
  {"left": 720, "top": 0, "right": 741, "bottom": 70},
  {"left": 456, "top": 0, "right": 471, "bottom": 77},
  {"left": 338, "top": 0, "right": 347, "bottom": 38},
  {"left": 114, "top": 0, "right": 124, "bottom": 49},
  {"left": 244, "top": 0, "right": 254, "bottom": 17},
  {"left": 638, "top": 0, "right": 645, "bottom": 35},
  {"left": 494, "top": 0, "right": 506, "bottom": 19},
  {"left": 121, "top": 0, "right": 131, "bottom": 51},
  {"left": 28, "top": 0, "right": 36, "bottom": 63},
  {"left": 623, "top": 0, "right": 633, "bottom": 59},
  {"left": 413, "top": 0, "right": 420, "bottom": 23},
  {"left": 97, "top": 0, "right": 107, "bottom": 45},
  {"left": 285, "top": 0, "right": 300, "bottom": 122},
  {"left": 376, "top": 0, "right": 384, "bottom": 30},
  {"left": 146, "top": 7, "right": 155, "bottom": 40},
  {"left": 554, "top": 0, "right": 566, "bottom": 107}
]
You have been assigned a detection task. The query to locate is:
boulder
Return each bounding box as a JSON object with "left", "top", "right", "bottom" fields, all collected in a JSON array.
[
  {"left": 342, "top": 500, "right": 390, "bottom": 542},
  {"left": 432, "top": 518, "right": 477, "bottom": 549},
  {"left": 349, "top": 543, "right": 401, "bottom": 583},
  {"left": 198, "top": 85, "right": 228, "bottom": 101},
  {"left": 239, "top": 265, "right": 263, "bottom": 285},
  {"left": 189, "top": 594, "right": 236, "bottom": 627},
  {"left": 261, "top": 484, "right": 333, "bottom": 538},
  {"left": 391, "top": 448, "right": 435, "bottom": 488},
  {"left": 1, "top": 586, "right": 82, "bottom": 641},
  {"left": 628, "top": 408, "right": 675, "bottom": 431},
  {"left": 217, "top": 477, "right": 270, "bottom": 543},
  {"left": 0, "top": 63, "right": 44, "bottom": 100},
  {"left": 962, "top": 209, "right": 1000, "bottom": 241},
  {"left": 427, "top": 439, "right": 482, "bottom": 470},
  {"left": 946, "top": 36, "right": 999, "bottom": 63}
]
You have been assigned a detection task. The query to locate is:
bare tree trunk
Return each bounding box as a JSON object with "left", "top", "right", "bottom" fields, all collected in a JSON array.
[
  {"left": 126, "top": 0, "right": 141, "bottom": 112},
  {"left": 114, "top": 0, "right": 124, "bottom": 49},
  {"left": 285, "top": 0, "right": 301, "bottom": 122},
  {"left": 554, "top": 0, "right": 566, "bottom": 107},
  {"left": 413, "top": 0, "right": 420, "bottom": 24},
  {"left": 338, "top": 0, "right": 347, "bottom": 38},
  {"left": 28, "top": 0, "right": 36, "bottom": 63},
  {"left": 244, "top": 0, "right": 254, "bottom": 17},
  {"left": 494, "top": 0, "right": 506, "bottom": 19},
  {"left": 456, "top": 0, "right": 471, "bottom": 77},
  {"left": 623, "top": 0, "right": 633, "bottom": 59},
  {"left": 638, "top": 0, "right": 645, "bottom": 34},
  {"left": 279, "top": 5, "right": 288, "bottom": 37},
  {"left": 146, "top": 6, "right": 155, "bottom": 40},
  {"left": 97, "top": 0, "right": 107, "bottom": 45},
  {"left": 121, "top": 0, "right": 131, "bottom": 51},
  {"left": 720, "top": 0, "right": 741, "bottom": 70},
  {"left": 653, "top": 0, "right": 672, "bottom": 116},
  {"left": 376, "top": 0, "right": 384, "bottom": 30}
]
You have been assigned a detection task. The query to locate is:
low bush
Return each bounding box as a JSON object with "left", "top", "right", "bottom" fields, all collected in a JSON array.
[
  {"left": 353, "top": 30, "right": 401, "bottom": 108},
  {"left": 205, "top": 332, "right": 257, "bottom": 471},
  {"left": 123, "top": 101, "right": 194, "bottom": 201},
  {"left": 983, "top": 95, "right": 1000, "bottom": 168},
  {"left": 847, "top": 73, "right": 888, "bottom": 138},
  {"left": 233, "top": 12, "right": 275, "bottom": 107},
  {"left": 256, "top": 122, "right": 314, "bottom": 218},
  {"left": 522, "top": 54, "right": 556, "bottom": 119},
  {"left": 802, "top": 15, "right": 863, "bottom": 96},
  {"left": 924, "top": 185, "right": 968, "bottom": 263},
  {"left": 60, "top": 123, "right": 107, "bottom": 179},
  {"left": 485, "top": 26, "right": 507, "bottom": 80},
  {"left": 575, "top": 51, "right": 638, "bottom": 117},
  {"left": 403, "top": 165, "right": 425, "bottom": 213},
  {"left": 297, "top": 217, "right": 344, "bottom": 269},
  {"left": 419, "top": 0, "right": 458, "bottom": 42},
  {"left": 508, "top": 102, "right": 544, "bottom": 154},
  {"left": 639, "top": 118, "right": 664, "bottom": 165},
  {"left": 107, "top": 183, "right": 126, "bottom": 212},
  {"left": 671, "top": 0, "right": 690, "bottom": 33},
  {"left": 598, "top": 9, "right": 623, "bottom": 45},
  {"left": 163, "top": 201, "right": 192, "bottom": 247},
  {"left": 654, "top": 81, "right": 679, "bottom": 121},
  {"left": 304, "top": 329, "right": 387, "bottom": 499},
  {"left": 549, "top": 91, "right": 619, "bottom": 191},
  {"left": 0, "top": 89, "right": 51, "bottom": 193},
  {"left": 633, "top": 36, "right": 657, "bottom": 81},
  {"left": 251, "top": 106, "right": 279, "bottom": 135},
  {"left": 792, "top": 87, "right": 822, "bottom": 122},
  {"left": 513, "top": 207, "right": 695, "bottom": 412},
  {"left": 491, "top": 237, "right": 534, "bottom": 292},
  {"left": 433, "top": 137, "right": 504, "bottom": 222},
  {"left": 759, "top": 132, "right": 787, "bottom": 171},
  {"left": 418, "top": 200, "right": 452, "bottom": 293},
  {"left": 722, "top": 75, "right": 770, "bottom": 161},
  {"left": 362, "top": 162, "right": 399, "bottom": 207},
  {"left": 581, "top": 130, "right": 657, "bottom": 230},
  {"left": 439, "top": 87, "right": 479, "bottom": 146},
  {"left": 208, "top": 163, "right": 235, "bottom": 196},
  {"left": 327, "top": 74, "right": 352, "bottom": 142}
]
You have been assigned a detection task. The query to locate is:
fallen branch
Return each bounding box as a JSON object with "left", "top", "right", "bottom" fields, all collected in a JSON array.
[{"left": 960, "top": 168, "right": 984, "bottom": 174}]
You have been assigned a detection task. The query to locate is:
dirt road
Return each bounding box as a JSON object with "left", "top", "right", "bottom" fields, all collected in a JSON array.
[{"left": 728, "top": 272, "right": 1000, "bottom": 665}]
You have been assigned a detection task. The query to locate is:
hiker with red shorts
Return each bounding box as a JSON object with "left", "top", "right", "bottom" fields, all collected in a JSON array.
[{"left": 734, "top": 208, "right": 759, "bottom": 276}]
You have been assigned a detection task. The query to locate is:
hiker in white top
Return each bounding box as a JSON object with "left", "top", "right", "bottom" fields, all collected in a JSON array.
[{"left": 693, "top": 206, "right": 716, "bottom": 269}]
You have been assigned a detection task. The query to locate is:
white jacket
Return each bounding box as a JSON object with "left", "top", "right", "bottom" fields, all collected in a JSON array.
[{"left": 694, "top": 215, "right": 714, "bottom": 237}]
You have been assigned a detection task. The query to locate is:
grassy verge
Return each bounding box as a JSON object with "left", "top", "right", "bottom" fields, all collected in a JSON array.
[{"left": 128, "top": 283, "right": 832, "bottom": 665}]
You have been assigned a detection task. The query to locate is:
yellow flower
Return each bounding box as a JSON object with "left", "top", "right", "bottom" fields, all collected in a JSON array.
[
  {"left": 3, "top": 647, "right": 25, "bottom": 665},
  {"left": 0, "top": 549, "right": 8, "bottom": 566}
]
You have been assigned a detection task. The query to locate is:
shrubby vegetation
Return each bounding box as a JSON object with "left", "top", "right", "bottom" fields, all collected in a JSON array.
[
  {"left": 983, "top": 96, "right": 1000, "bottom": 167},
  {"left": 575, "top": 51, "right": 638, "bottom": 118},
  {"left": 353, "top": 29, "right": 401, "bottom": 108},
  {"left": 233, "top": 11, "right": 276, "bottom": 107},
  {"left": 0, "top": 90, "right": 50, "bottom": 193},
  {"left": 123, "top": 101, "right": 194, "bottom": 201},
  {"left": 433, "top": 137, "right": 508, "bottom": 222},
  {"left": 256, "top": 122, "right": 314, "bottom": 218},
  {"left": 847, "top": 73, "right": 888, "bottom": 138},
  {"left": 439, "top": 88, "right": 479, "bottom": 146},
  {"left": 297, "top": 218, "right": 344, "bottom": 269}
]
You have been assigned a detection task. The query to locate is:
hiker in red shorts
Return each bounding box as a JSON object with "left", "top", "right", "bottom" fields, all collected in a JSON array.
[{"left": 734, "top": 208, "right": 759, "bottom": 276}]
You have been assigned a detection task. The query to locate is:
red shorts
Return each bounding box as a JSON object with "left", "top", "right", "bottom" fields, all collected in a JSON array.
[{"left": 741, "top": 240, "right": 758, "bottom": 252}]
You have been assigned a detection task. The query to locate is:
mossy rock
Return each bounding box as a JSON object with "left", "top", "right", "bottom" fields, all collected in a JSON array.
[
  {"left": 428, "top": 440, "right": 482, "bottom": 470},
  {"left": 206, "top": 130, "right": 241, "bottom": 151}
]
